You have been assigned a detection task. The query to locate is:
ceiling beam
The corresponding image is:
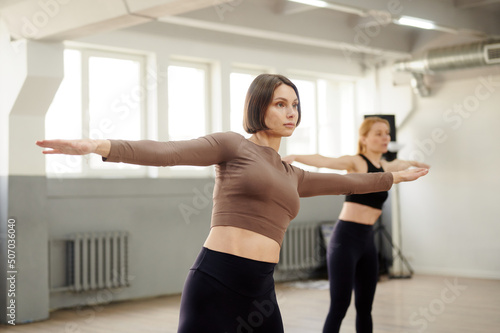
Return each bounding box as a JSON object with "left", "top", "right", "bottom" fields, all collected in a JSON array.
[
  {"left": 158, "top": 15, "right": 409, "bottom": 59},
  {"left": 278, "top": 1, "right": 316, "bottom": 15},
  {"left": 178, "top": 0, "right": 419, "bottom": 55},
  {"left": 125, "top": 0, "right": 233, "bottom": 17},
  {"left": 282, "top": 0, "right": 500, "bottom": 37},
  {"left": 454, "top": 0, "right": 500, "bottom": 9},
  {"left": 0, "top": 0, "right": 232, "bottom": 40}
]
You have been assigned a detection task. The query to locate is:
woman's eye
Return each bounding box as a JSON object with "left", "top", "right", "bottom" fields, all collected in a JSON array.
[{"left": 277, "top": 102, "right": 284, "bottom": 107}]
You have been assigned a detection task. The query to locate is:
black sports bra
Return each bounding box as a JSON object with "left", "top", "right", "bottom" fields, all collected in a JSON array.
[{"left": 344, "top": 155, "right": 389, "bottom": 209}]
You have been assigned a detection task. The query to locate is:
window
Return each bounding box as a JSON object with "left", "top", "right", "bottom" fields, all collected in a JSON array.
[
  {"left": 337, "top": 82, "right": 356, "bottom": 156},
  {"left": 167, "top": 63, "right": 209, "bottom": 141},
  {"left": 317, "top": 80, "right": 356, "bottom": 157},
  {"left": 45, "top": 48, "right": 147, "bottom": 178},
  {"left": 229, "top": 69, "right": 262, "bottom": 136},
  {"left": 45, "top": 49, "right": 83, "bottom": 175},
  {"left": 286, "top": 78, "right": 317, "bottom": 171},
  {"left": 286, "top": 76, "right": 356, "bottom": 172},
  {"left": 165, "top": 61, "right": 211, "bottom": 175}
]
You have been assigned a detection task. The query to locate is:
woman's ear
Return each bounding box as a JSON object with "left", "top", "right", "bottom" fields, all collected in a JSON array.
[{"left": 360, "top": 136, "right": 367, "bottom": 147}]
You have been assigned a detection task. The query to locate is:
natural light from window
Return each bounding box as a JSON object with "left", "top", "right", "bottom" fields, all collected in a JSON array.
[
  {"left": 285, "top": 77, "right": 356, "bottom": 173},
  {"left": 168, "top": 65, "right": 207, "bottom": 141},
  {"left": 45, "top": 49, "right": 82, "bottom": 175},
  {"left": 45, "top": 49, "right": 146, "bottom": 177},
  {"left": 167, "top": 64, "right": 209, "bottom": 174},
  {"left": 88, "top": 56, "right": 142, "bottom": 171},
  {"left": 230, "top": 72, "right": 256, "bottom": 137},
  {"left": 286, "top": 78, "right": 317, "bottom": 171}
]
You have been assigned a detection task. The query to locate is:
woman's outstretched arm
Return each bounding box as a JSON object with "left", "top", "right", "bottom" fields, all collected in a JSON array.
[
  {"left": 383, "top": 158, "right": 430, "bottom": 172},
  {"left": 36, "top": 132, "right": 243, "bottom": 167},
  {"left": 283, "top": 154, "right": 356, "bottom": 171},
  {"left": 297, "top": 167, "right": 428, "bottom": 197}
]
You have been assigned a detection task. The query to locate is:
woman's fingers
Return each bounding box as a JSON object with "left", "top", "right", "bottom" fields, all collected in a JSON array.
[
  {"left": 36, "top": 139, "right": 95, "bottom": 155},
  {"left": 409, "top": 168, "right": 429, "bottom": 181},
  {"left": 418, "top": 162, "right": 431, "bottom": 169},
  {"left": 394, "top": 168, "right": 429, "bottom": 183},
  {"left": 37, "top": 140, "right": 71, "bottom": 154},
  {"left": 41, "top": 148, "right": 64, "bottom": 155}
]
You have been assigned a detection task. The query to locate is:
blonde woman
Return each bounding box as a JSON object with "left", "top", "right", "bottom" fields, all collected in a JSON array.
[{"left": 284, "top": 117, "right": 429, "bottom": 333}]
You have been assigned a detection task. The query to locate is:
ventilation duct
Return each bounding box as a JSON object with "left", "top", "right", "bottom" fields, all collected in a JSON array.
[
  {"left": 394, "top": 39, "right": 500, "bottom": 96},
  {"left": 409, "top": 73, "right": 431, "bottom": 97},
  {"left": 395, "top": 39, "right": 500, "bottom": 74}
]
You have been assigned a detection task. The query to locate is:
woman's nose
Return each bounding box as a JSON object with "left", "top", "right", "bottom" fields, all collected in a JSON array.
[{"left": 287, "top": 107, "right": 297, "bottom": 118}]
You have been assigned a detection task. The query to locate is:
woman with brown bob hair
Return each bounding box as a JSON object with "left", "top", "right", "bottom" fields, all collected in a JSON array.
[
  {"left": 37, "top": 75, "right": 427, "bottom": 332},
  {"left": 284, "top": 116, "right": 430, "bottom": 333}
]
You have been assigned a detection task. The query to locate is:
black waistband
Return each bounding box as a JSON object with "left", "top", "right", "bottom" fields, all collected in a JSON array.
[
  {"left": 335, "top": 219, "right": 374, "bottom": 234},
  {"left": 191, "top": 247, "right": 276, "bottom": 297}
]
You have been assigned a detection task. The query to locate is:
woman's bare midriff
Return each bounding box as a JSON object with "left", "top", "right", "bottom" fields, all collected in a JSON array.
[
  {"left": 203, "top": 226, "right": 281, "bottom": 263},
  {"left": 338, "top": 202, "right": 383, "bottom": 225}
]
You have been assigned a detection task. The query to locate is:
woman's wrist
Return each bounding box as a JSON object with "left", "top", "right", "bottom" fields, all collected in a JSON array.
[
  {"left": 94, "top": 139, "right": 111, "bottom": 157},
  {"left": 391, "top": 171, "right": 401, "bottom": 184}
]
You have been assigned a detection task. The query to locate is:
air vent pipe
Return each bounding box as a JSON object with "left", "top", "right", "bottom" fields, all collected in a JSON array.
[
  {"left": 394, "top": 39, "right": 500, "bottom": 96},
  {"left": 395, "top": 39, "right": 500, "bottom": 74}
]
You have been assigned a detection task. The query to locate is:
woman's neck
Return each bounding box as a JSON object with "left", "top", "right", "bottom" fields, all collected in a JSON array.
[{"left": 249, "top": 132, "right": 281, "bottom": 152}]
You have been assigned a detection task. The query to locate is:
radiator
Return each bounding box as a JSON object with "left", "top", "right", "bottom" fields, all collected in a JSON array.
[
  {"left": 66, "top": 231, "right": 129, "bottom": 292},
  {"left": 276, "top": 221, "right": 326, "bottom": 277}
]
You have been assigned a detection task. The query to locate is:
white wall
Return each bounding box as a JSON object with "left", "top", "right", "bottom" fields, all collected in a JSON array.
[{"left": 378, "top": 65, "right": 500, "bottom": 279}]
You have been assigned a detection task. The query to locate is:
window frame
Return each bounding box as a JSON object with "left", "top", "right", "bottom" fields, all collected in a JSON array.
[
  {"left": 159, "top": 59, "right": 214, "bottom": 178},
  {"left": 83, "top": 49, "right": 149, "bottom": 178},
  {"left": 283, "top": 74, "right": 320, "bottom": 169},
  {"left": 45, "top": 46, "right": 150, "bottom": 179},
  {"left": 284, "top": 73, "right": 357, "bottom": 173},
  {"left": 229, "top": 66, "right": 271, "bottom": 137}
]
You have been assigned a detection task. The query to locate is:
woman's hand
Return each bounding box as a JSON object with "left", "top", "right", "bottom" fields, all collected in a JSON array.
[
  {"left": 392, "top": 168, "right": 429, "bottom": 184},
  {"left": 385, "top": 159, "right": 431, "bottom": 172},
  {"left": 412, "top": 161, "right": 431, "bottom": 169},
  {"left": 36, "top": 139, "right": 111, "bottom": 157}
]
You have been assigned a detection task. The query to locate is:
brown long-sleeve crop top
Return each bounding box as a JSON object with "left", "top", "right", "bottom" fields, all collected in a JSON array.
[{"left": 104, "top": 132, "right": 393, "bottom": 246}]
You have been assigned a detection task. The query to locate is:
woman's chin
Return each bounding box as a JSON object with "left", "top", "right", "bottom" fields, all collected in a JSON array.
[{"left": 279, "top": 129, "right": 295, "bottom": 137}]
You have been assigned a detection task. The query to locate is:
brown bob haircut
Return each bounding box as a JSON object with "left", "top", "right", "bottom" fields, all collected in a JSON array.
[{"left": 243, "top": 74, "right": 301, "bottom": 134}]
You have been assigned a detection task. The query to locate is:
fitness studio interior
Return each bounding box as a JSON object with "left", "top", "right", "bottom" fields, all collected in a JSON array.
[{"left": 1, "top": 0, "right": 499, "bottom": 332}]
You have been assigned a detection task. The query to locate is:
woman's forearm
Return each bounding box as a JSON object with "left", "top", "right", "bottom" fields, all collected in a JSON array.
[
  {"left": 298, "top": 172, "right": 393, "bottom": 197},
  {"left": 293, "top": 154, "right": 327, "bottom": 167}
]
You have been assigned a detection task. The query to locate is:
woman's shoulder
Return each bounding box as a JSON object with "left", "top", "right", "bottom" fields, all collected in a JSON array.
[
  {"left": 203, "top": 131, "right": 246, "bottom": 157},
  {"left": 206, "top": 131, "right": 245, "bottom": 144},
  {"left": 350, "top": 154, "right": 370, "bottom": 173}
]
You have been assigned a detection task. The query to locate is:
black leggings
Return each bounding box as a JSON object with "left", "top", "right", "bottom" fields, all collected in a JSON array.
[
  {"left": 178, "top": 247, "right": 283, "bottom": 333},
  {"left": 323, "top": 220, "right": 378, "bottom": 333}
]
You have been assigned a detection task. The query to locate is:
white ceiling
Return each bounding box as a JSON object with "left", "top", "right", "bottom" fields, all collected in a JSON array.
[{"left": 1, "top": 0, "right": 499, "bottom": 63}]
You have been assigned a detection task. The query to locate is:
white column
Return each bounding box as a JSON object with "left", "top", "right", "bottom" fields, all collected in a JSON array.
[{"left": 1, "top": 20, "right": 64, "bottom": 323}]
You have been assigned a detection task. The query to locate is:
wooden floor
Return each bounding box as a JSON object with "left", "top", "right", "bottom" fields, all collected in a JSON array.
[{"left": 2, "top": 274, "right": 499, "bottom": 332}]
